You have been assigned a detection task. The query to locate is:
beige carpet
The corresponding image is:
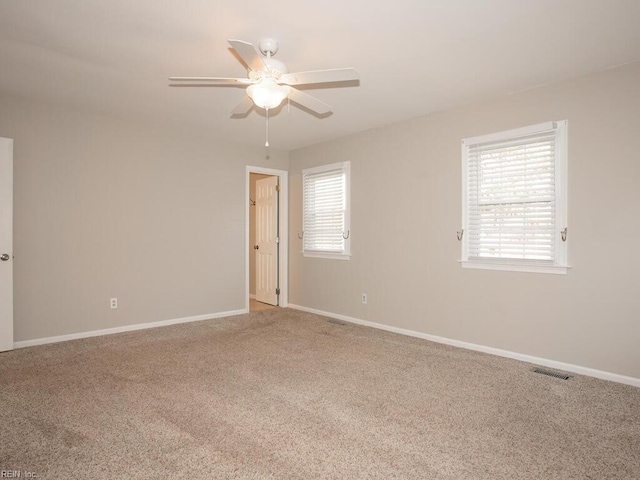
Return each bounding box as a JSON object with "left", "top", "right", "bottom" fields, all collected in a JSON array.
[{"left": 1, "top": 308, "right": 638, "bottom": 479}]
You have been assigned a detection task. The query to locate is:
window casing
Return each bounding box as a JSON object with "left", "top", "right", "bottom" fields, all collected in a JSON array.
[
  {"left": 461, "top": 121, "right": 568, "bottom": 274},
  {"left": 302, "top": 161, "right": 350, "bottom": 259}
]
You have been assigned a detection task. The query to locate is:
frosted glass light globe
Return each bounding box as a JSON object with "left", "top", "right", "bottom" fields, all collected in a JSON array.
[{"left": 247, "top": 78, "right": 288, "bottom": 109}]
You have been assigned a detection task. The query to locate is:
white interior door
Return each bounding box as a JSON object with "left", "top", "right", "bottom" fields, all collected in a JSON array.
[
  {"left": 0, "top": 138, "right": 13, "bottom": 352},
  {"left": 255, "top": 176, "right": 278, "bottom": 306}
]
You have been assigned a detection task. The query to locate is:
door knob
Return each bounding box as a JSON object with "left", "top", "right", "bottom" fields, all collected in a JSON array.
[
  {"left": 0, "top": 253, "right": 9, "bottom": 261},
  {"left": 253, "top": 245, "right": 259, "bottom": 250}
]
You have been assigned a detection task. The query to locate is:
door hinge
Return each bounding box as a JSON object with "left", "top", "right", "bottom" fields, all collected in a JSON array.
[
  {"left": 275, "top": 236, "right": 280, "bottom": 244},
  {"left": 275, "top": 184, "right": 280, "bottom": 192},
  {"left": 276, "top": 288, "right": 280, "bottom": 295}
]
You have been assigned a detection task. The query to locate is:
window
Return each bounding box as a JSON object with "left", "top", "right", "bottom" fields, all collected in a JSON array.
[
  {"left": 302, "top": 161, "right": 350, "bottom": 259},
  {"left": 461, "top": 121, "right": 568, "bottom": 274}
]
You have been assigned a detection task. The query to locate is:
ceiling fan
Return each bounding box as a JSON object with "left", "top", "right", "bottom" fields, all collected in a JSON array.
[{"left": 169, "top": 38, "right": 359, "bottom": 145}]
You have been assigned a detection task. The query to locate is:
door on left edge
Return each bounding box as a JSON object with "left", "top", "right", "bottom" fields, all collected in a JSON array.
[{"left": 0, "top": 137, "right": 13, "bottom": 352}]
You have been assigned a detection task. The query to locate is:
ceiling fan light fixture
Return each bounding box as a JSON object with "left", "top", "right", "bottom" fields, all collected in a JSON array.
[{"left": 247, "top": 78, "right": 288, "bottom": 109}]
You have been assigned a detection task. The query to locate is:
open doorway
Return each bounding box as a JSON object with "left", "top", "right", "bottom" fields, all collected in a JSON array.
[{"left": 246, "top": 166, "right": 288, "bottom": 312}]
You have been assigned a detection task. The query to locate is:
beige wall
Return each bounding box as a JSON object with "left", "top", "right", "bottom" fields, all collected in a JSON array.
[
  {"left": 289, "top": 62, "right": 640, "bottom": 379},
  {"left": 0, "top": 98, "right": 288, "bottom": 342},
  {"left": 249, "top": 173, "right": 272, "bottom": 296}
]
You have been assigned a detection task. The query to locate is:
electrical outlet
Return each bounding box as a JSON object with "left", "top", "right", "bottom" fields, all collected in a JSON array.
[
  {"left": 361, "top": 293, "right": 368, "bottom": 305},
  {"left": 110, "top": 298, "right": 118, "bottom": 309}
]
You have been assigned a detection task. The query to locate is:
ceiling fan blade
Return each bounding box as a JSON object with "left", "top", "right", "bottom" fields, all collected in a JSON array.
[
  {"left": 279, "top": 68, "right": 359, "bottom": 86},
  {"left": 169, "top": 77, "right": 252, "bottom": 85},
  {"left": 228, "top": 39, "right": 267, "bottom": 72},
  {"left": 231, "top": 95, "right": 254, "bottom": 115},
  {"left": 287, "top": 88, "right": 332, "bottom": 115}
]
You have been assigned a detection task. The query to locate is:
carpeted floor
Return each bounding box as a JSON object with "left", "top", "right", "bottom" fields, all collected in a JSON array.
[{"left": 1, "top": 308, "right": 638, "bottom": 479}]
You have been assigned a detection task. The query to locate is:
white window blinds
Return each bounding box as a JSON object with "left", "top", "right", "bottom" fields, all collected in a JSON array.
[
  {"left": 302, "top": 162, "right": 350, "bottom": 257},
  {"left": 462, "top": 121, "right": 568, "bottom": 273}
]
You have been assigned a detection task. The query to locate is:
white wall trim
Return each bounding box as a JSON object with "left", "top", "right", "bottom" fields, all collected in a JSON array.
[
  {"left": 249, "top": 294, "right": 256, "bottom": 300},
  {"left": 460, "top": 260, "right": 569, "bottom": 275},
  {"left": 288, "top": 304, "right": 640, "bottom": 388},
  {"left": 246, "top": 166, "right": 289, "bottom": 311},
  {"left": 13, "top": 308, "right": 248, "bottom": 349}
]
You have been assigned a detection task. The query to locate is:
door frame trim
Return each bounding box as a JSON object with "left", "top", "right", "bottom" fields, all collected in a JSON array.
[{"left": 245, "top": 166, "right": 288, "bottom": 310}]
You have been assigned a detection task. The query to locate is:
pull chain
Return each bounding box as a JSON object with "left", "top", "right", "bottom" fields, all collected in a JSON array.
[{"left": 265, "top": 107, "right": 269, "bottom": 147}]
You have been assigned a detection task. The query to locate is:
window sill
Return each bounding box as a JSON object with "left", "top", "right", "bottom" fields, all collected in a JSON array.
[
  {"left": 459, "top": 260, "right": 569, "bottom": 275},
  {"left": 303, "top": 251, "right": 351, "bottom": 261}
]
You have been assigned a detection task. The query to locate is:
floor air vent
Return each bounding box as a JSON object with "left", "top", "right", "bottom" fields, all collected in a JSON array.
[
  {"left": 532, "top": 367, "right": 572, "bottom": 380},
  {"left": 326, "top": 319, "right": 346, "bottom": 326}
]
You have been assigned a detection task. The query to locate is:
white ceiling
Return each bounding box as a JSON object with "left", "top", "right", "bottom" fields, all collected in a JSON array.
[{"left": 1, "top": 0, "right": 639, "bottom": 151}]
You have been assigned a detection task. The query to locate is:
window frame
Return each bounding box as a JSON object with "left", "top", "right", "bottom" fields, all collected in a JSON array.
[
  {"left": 460, "top": 121, "right": 569, "bottom": 275},
  {"left": 302, "top": 161, "right": 351, "bottom": 260}
]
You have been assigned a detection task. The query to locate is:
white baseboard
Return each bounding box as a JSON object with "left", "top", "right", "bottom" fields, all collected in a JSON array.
[
  {"left": 288, "top": 304, "right": 640, "bottom": 388},
  {"left": 13, "top": 308, "right": 248, "bottom": 349}
]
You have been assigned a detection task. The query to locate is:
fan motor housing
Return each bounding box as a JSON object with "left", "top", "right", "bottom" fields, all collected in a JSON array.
[{"left": 263, "top": 58, "right": 288, "bottom": 74}]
